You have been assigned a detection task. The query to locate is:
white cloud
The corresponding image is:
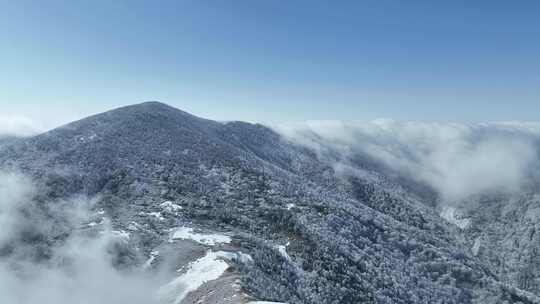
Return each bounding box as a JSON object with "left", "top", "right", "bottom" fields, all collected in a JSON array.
[
  {"left": 0, "top": 115, "right": 43, "bottom": 137},
  {"left": 0, "top": 171, "right": 162, "bottom": 304},
  {"left": 0, "top": 172, "right": 36, "bottom": 244},
  {"left": 275, "top": 120, "right": 540, "bottom": 202}
]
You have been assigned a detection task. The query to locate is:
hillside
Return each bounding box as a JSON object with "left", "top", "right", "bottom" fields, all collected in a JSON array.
[{"left": 0, "top": 102, "right": 538, "bottom": 304}]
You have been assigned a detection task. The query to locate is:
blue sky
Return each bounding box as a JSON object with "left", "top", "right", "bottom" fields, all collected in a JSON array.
[{"left": 1, "top": 0, "right": 539, "bottom": 127}]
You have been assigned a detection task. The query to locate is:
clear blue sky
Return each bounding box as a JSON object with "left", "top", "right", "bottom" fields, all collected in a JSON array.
[{"left": 1, "top": 0, "right": 539, "bottom": 127}]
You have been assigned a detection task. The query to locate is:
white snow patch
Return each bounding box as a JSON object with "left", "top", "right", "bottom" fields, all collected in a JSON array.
[
  {"left": 171, "top": 227, "right": 231, "bottom": 246},
  {"left": 149, "top": 212, "right": 165, "bottom": 221},
  {"left": 87, "top": 217, "right": 105, "bottom": 228},
  {"left": 286, "top": 203, "right": 295, "bottom": 210},
  {"left": 218, "top": 251, "right": 253, "bottom": 264},
  {"left": 161, "top": 201, "right": 183, "bottom": 213},
  {"left": 472, "top": 237, "right": 481, "bottom": 256},
  {"left": 440, "top": 207, "right": 470, "bottom": 229},
  {"left": 143, "top": 250, "right": 159, "bottom": 270},
  {"left": 157, "top": 250, "right": 231, "bottom": 304},
  {"left": 235, "top": 252, "right": 253, "bottom": 264},
  {"left": 276, "top": 242, "right": 292, "bottom": 262},
  {"left": 78, "top": 132, "right": 98, "bottom": 142},
  {"left": 111, "top": 230, "right": 130, "bottom": 241},
  {"left": 127, "top": 221, "right": 140, "bottom": 231}
]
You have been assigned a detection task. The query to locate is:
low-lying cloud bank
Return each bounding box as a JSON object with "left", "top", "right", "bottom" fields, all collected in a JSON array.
[
  {"left": 0, "top": 115, "right": 43, "bottom": 137},
  {"left": 276, "top": 120, "right": 540, "bottom": 202},
  {"left": 0, "top": 172, "right": 161, "bottom": 304}
]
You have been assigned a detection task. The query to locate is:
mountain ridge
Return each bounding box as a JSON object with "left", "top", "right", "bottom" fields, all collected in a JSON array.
[{"left": 0, "top": 102, "right": 539, "bottom": 304}]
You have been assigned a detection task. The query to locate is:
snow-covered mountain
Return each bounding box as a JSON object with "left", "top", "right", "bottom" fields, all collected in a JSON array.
[{"left": 0, "top": 102, "right": 539, "bottom": 304}]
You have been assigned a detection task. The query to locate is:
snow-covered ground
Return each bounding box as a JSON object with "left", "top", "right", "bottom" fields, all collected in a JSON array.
[
  {"left": 217, "top": 250, "right": 253, "bottom": 264},
  {"left": 143, "top": 250, "right": 159, "bottom": 270},
  {"left": 440, "top": 206, "right": 470, "bottom": 229},
  {"left": 111, "top": 230, "right": 130, "bottom": 241},
  {"left": 149, "top": 211, "right": 166, "bottom": 221},
  {"left": 171, "top": 227, "right": 231, "bottom": 246},
  {"left": 157, "top": 250, "right": 232, "bottom": 304},
  {"left": 472, "top": 237, "right": 481, "bottom": 256},
  {"left": 276, "top": 242, "right": 292, "bottom": 262},
  {"left": 127, "top": 221, "right": 140, "bottom": 231},
  {"left": 161, "top": 201, "right": 183, "bottom": 213}
]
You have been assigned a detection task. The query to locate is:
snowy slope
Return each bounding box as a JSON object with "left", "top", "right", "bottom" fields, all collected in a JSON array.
[{"left": 1, "top": 102, "right": 539, "bottom": 304}]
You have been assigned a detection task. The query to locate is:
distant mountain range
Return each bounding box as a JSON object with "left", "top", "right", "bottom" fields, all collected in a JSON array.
[{"left": 1, "top": 102, "right": 539, "bottom": 304}]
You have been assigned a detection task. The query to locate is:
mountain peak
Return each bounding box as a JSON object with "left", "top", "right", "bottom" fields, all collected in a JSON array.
[
  {"left": 44, "top": 102, "right": 206, "bottom": 136},
  {"left": 110, "top": 101, "right": 191, "bottom": 116},
  {"left": 127, "top": 100, "right": 173, "bottom": 109}
]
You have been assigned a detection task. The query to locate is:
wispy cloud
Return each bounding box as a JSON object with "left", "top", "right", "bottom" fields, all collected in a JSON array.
[
  {"left": 0, "top": 171, "right": 162, "bottom": 304},
  {"left": 276, "top": 120, "right": 540, "bottom": 202},
  {"left": 0, "top": 115, "right": 43, "bottom": 137}
]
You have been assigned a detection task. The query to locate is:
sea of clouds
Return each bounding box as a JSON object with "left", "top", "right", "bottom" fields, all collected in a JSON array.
[
  {"left": 276, "top": 120, "right": 540, "bottom": 202},
  {"left": 3, "top": 112, "right": 540, "bottom": 203}
]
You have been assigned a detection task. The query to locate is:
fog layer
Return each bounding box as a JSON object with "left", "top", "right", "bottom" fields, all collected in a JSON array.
[
  {"left": 276, "top": 120, "right": 540, "bottom": 202},
  {"left": 0, "top": 172, "right": 161, "bottom": 304},
  {"left": 0, "top": 115, "right": 42, "bottom": 137}
]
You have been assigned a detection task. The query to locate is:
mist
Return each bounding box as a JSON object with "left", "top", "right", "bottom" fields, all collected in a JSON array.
[
  {"left": 276, "top": 120, "right": 540, "bottom": 202},
  {"left": 0, "top": 171, "right": 162, "bottom": 304},
  {"left": 0, "top": 115, "right": 43, "bottom": 137}
]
